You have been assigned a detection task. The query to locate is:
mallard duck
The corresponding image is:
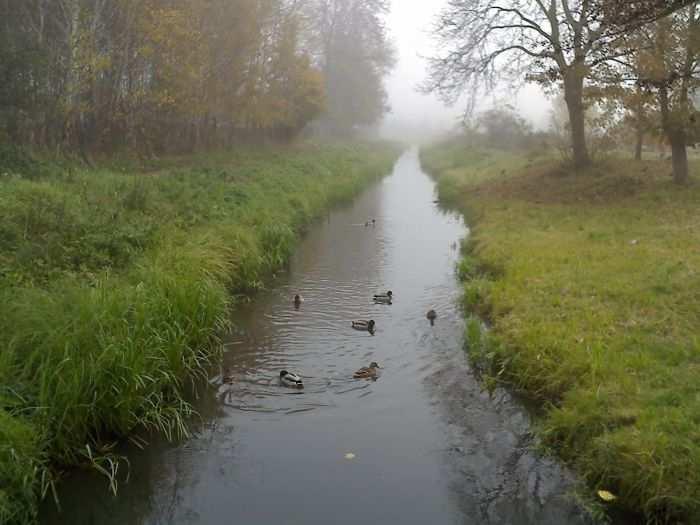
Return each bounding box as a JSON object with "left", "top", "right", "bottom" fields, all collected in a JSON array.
[
  {"left": 293, "top": 294, "right": 304, "bottom": 307},
  {"left": 427, "top": 309, "right": 437, "bottom": 326},
  {"left": 279, "top": 370, "right": 304, "bottom": 389},
  {"left": 352, "top": 319, "right": 376, "bottom": 332},
  {"left": 353, "top": 362, "right": 381, "bottom": 379},
  {"left": 373, "top": 291, "right": 393, "bottom": 303}
]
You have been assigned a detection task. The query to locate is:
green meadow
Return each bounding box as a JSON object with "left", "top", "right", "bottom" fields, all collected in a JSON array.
[{"left": 422, "top": 140, "right": 700, "bottom": 523}]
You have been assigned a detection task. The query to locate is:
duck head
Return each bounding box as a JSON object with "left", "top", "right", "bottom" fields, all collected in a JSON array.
[{"left": 368, "top": 320, "right": 376, "bottom": 330}]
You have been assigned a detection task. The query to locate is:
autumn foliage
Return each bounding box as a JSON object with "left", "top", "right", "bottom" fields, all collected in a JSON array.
[{"left": 0, "top": 0, "right": 337, "bottom": 154}]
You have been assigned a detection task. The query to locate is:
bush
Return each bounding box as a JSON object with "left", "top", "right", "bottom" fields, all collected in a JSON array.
[{"left": 0, "top": 144, "right": 46, "bottom": 179}]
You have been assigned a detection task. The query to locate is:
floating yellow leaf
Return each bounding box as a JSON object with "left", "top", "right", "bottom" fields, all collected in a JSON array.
[
  {"left": 344, "top": 453, "right": 356, "bottom": 460},
  {"left": 597, "top": 490, "right": 617, "bottom": 502}
]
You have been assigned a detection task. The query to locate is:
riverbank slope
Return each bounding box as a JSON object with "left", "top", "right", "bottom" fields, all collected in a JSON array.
[
  {"left": 421, "top": 140, "right": 700, "bottom": 523},
  {"left": 0, "top": 142, "right": 399, "bottom": 524}
]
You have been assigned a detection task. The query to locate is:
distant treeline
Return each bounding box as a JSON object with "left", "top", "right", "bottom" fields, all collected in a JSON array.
[{"left": 0, "top": 0, "right": 394, "bottom": 155}]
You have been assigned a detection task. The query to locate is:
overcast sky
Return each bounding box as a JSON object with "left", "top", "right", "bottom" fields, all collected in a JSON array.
[{"left": 381, "top": 0, "right": 551, "bottom": 141}]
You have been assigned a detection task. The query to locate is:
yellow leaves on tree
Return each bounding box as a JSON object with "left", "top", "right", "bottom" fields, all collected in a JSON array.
[
  {"left": 132, "top": 0, "right": 326, "bottom": 134},
  {"left": 236, "top": 11, "right": 327, "bottom": 133},
  {"left": 137, "top": 1, "right": 205, "bottom": 113},
  {"left": 1, "top": 0, "right": 332, "bottom": 151}
]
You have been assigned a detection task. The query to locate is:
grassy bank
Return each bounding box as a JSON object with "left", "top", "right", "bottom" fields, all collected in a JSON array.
[
  {"left": 421, "top": 140, "right": 700, "bottom": 523},
  {"left": 0, "top": 142, "right": 399, "bottom": 524}
]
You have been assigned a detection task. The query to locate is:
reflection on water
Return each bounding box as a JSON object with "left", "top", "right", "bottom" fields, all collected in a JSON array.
[{"left": 41, "top": 149, "right": 586, "bottom": 525}]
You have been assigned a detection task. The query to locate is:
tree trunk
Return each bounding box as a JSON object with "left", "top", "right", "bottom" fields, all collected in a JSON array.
[
  {"left": 64, "top": 0, "right": 82, "bottom": 148},
  {"left": 635, "top": 127, "right": 644, "bottom": 160},
  {"left": 670, "top": 133, "right": 689, "bottom": 184},
  {"left": 563, "top": 69, "right": 591, "bottom": 169},
  {"left": 659, "top": 85, "right": 689, "bottom": 184}
]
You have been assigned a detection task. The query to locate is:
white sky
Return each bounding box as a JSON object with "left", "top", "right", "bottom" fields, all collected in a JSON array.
[{"left": 381, "top": 0, "right": 552, "bottom": 141}]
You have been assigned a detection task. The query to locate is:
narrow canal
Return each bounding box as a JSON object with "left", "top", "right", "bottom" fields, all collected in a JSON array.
[{"left": 43, "top": 148, "right": 587, "bottom": 524}]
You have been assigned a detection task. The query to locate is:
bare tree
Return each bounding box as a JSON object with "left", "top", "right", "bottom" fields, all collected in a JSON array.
[
  {"left": 425, "top": 0, "right": 631, "bottom": 169},
  {"left": 598, "top": 0, "right": 698, "bottom": 30}
]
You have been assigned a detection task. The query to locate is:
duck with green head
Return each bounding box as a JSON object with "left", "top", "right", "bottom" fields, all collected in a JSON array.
[
  {"left": 279, "top": 370, "right": 304, "bottom": 389},
  {"left": 373, "top": 291, "right": 393, "bottom": 304}
]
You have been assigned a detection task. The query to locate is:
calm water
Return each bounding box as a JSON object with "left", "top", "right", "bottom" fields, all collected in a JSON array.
[{"left": 42, "top": 149, "right": 587, "bottom": 524}]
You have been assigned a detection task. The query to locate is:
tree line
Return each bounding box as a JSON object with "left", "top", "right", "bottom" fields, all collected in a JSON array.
[
  {"left": 426, "top": 0, "right": 699, "bottom": 183},
  {"left": 0, "top": 0, "right": 394, "bottom": 156}
]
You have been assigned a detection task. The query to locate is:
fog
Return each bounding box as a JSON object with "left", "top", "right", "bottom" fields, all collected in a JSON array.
[{"left": 381, "top": 0, "right": 552, "bottom": 142}]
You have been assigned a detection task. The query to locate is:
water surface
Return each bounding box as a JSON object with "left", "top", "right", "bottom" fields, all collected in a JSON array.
[{"left": 43, "top": 149, "right": 586, "bottom": 524}]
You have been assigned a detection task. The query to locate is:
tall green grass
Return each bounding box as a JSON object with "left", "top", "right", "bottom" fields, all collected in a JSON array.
[
  {"left": 0, "top": 142, "right": 399, "bottom": 523},
  {"left": 422, "top": 141, "right": 700, "bottom": 523}
]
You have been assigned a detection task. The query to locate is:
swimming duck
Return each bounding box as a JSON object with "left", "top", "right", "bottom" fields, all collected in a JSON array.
[
  {"left": 373, "top": 291, "right": 393, "bottom": 303},
  {"left": 353, "top": 362, "right": 381, "bottom": 379},
  {"left": 427, "top": 309, "right": 437, "bottom": 326},
  {"left": 352, "top": 319, "right": 376, "bottom": 332},
  {"left": 293, "top": 294, "right": 304, "bottom": 307},
  {"left": 279, "top": 370, "right": 304, "bottom": 389}
]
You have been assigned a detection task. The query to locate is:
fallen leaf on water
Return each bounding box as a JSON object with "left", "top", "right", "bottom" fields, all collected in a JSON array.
[
  {"left": 344, "top": 453, "right": 356, "bottom": 460},
  {"left": 597, "top": 490, "right": 617, "bottom": 502}
]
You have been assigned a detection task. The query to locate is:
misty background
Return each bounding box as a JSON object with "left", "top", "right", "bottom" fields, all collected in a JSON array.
[{"left": 381, "top": 0, "right": 551, "bottom": 142}]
